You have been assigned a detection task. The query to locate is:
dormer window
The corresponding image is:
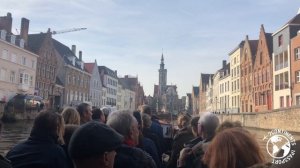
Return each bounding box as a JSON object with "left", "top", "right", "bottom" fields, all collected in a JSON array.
[{"left": 10, "top": 35, "right": 16, "bottom": 44}]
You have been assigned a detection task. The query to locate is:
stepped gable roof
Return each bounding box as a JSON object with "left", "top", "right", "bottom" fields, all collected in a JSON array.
[
  {"left": 84, "top": 63, "right": 95, "bottom": 74},
  {"left": 249, "top": 40, "right": 259, "bottom": 63},
  {"left": 52, "top": 39, "right": 88, "bottom": 72},
  {"left": 98, "top": 66, "right": 117, "bottom": 78},
  {"left": 27, "top": 33, "right": 47, "bottom": 53},
  {"left": 265, "top": 33, "right": 273, "bottom": 59},
  {"left": 193, "top": 86, "right": 199, "bottom": 96}
]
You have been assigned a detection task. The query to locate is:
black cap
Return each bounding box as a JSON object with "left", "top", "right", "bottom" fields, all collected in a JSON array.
[{"left": 68, "top": 121, "right": 123, "bottom": 160}]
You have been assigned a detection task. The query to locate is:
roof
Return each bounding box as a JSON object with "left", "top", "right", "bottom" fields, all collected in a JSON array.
[
  {"left": 98, "top": 66, "right": 117, "bottom": 78},
  {"left": 228, "top": 41, "right": 245, "bottom": 55},
  {"left": 265, "top": 33, "right": 273, "bottom": 59},
  {"left": 52, "top": 38, "right": 88, "bottom": 72},
  {"left": 249, "top": 40, "right": 259, "bottom": 63},
  {"left": 193, "top": 86, "right": 199, "bottom": 96},
  {"left": 273, "top": 13, "right": 300, "bottom": 36},
  {"left": 27, "top": 33, "right": 47, "bottom": 53},
  {"left": 84, "top": 63, "right": 95, "bottom": 74},
  {"left": 119, "top": 77, "right": 138, "bottom": 91},
  {"left": 200, "top": 73, "right": 213, "bottom": 92}
]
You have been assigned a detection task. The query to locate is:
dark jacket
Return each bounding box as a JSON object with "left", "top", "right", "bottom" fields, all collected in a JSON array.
[
  {"left": 0, "top": 155, "right": 12, "bottom": 168},
  {"left": 138, "top": 137, "right": 161, "bottom": 168},
  {"left": 167, "top": 127, "right": 194, "bottom": 168},
  {"left": 143, "top": 128, "right": 163, "bottom": 157},
  {"left": 6, "top": 134, "right": 69, "bottom": 168},
  {"left": 150, "top": 118, "right": 165, "bottom": 152},
  {"left": 114, "top": 144, "right": 157, "bottom": 168}
]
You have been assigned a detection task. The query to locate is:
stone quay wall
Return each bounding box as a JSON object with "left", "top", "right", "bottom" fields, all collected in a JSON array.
[{"left": 217, "top": 107, "right": 300, "bottom": 133}]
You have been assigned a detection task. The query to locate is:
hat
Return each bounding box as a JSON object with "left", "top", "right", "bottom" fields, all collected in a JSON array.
[{"left": 69, "top": 121, "right": 123, "bottom": 160}]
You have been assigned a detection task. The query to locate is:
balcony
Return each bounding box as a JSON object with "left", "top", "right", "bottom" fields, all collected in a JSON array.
[{"left": 18, "top": 84, "right": 29, "bottom": 92}]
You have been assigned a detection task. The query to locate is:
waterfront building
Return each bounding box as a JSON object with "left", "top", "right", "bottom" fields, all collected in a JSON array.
[
  {"left": 53, "top": 42, "right": 91, "bottom": 106},
  {"left": 84, "top": 60, "right": 102, "bottom": 107},
  {"left": 291, "top": 30, "right": 300, "bottom": 105},
  {"left": 272, "top": 13, "right": 300, "bottom": 109},
  {"left": 240, "top": 36, "right": 258, "bottom": 112},
  {"left": 219, "top": 61, "right": 231, "bottom": 113},
  {"left": 229, "top": 41, "right": 244, "bottom": 113},
  {"left": 253, "top": 25, "right": 273, "bottom": 112},
  {"left": 98, "top": 66, "right": 118, "bottom": 107},
  {"left": 0, "top": 13, "right": 38, "bottom": 102}
]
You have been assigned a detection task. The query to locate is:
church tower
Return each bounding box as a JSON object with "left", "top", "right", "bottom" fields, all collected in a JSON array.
[{"left": 159, "top": 53, "right": 167, "bottom": 95}]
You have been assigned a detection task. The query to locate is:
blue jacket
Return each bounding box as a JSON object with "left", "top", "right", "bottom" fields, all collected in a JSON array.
[{"left": 6, "top": 134, "right": 69, "bottom": 168}]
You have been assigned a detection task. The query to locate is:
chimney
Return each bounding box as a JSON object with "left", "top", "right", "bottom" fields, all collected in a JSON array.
[
  {"left": 20, "top": 18, "right": 29, "bottom": 46},
  {"left": 222, "top": 60, "right": 226, "bottom": 69},
  {"left": 125, "top": 75, "right": 129, "bottom": 79},
  {"left": 0, "top": 13, "right": 12, "bottom": 34},
  {"left": 79, "top": 51, "right": 82, "bottom": 61},
  {"left": 71, "top": 45, "right": 76, "bottom": 55}
]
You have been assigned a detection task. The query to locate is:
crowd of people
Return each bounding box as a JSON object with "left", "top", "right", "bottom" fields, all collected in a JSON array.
[{"left": 0, "top": 104, "right": 299, "bottom": 168}]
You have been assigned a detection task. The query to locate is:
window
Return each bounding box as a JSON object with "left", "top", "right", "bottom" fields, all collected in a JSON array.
[
  {"left": 278, "top": 35, "right": 283, "bottom": 47},
  {"left": 295, "top": 48, "right": 300, "bottom": 60},
  {"left": 30, "top": 76, "right": 33, "bottom": 86},
  {"left": 11, "top": 53, "right": 16, "bottom": 63},
  {"left": 2, "top": 49, "right": 8, "bottom": 60},
  {"left": 10, "top": 71, "right": 15, "bottom": 83},
  {"left": 286, "top": 96, "right": 290, "bottom": 107},
  {"left": 19, "top": 73, "right": 24, "bottom": 84},
  {"left": 0, "top": 68, "right": 6, "bottom": 81},
  {"left": 31, "top": 60, "right": 35, "bottom": 68},
  {"left": 21, "top": 56, "right": 26, "bottom": 65},
  {"left": 296, "top": 71, "right": 300, "bottom": 83},
  {"left": 296, "top": 95, "right": 300, "bottom": 106}
]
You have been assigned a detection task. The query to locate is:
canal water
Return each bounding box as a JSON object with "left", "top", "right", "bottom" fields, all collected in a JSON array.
[{"left": 1, "top": 121, "right": 300, "bottom": 162}]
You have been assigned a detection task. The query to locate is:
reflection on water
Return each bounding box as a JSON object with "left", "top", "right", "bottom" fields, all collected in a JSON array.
[{"left": 0, "top": 120, "right": 33, "bottom": 155}]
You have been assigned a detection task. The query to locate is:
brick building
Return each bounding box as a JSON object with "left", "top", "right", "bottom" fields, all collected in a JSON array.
[
  {"left": 240, "top": 36, "right": 258, "bottom": 112},
  {"left": 253, "top": 25, "right": 273, "bottom": 112},
  {"left": 53, "top": 41, "right": 91, "bottom": 106},
  {"left": 291, "top": 31, "right": 300, "bottom": 105}
]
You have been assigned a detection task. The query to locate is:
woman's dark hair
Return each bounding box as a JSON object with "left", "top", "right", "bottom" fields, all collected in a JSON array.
[{"left": 92, "top": 108, "right": 103, "bottom": 120}]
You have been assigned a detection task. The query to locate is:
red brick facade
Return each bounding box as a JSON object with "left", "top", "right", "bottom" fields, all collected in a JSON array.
[
  {"left": 291, "top": 32, "right": 300, "bottom": 105},
  {"left": 241, "top": 36, "right": 258, "bottom": 112},
  {"left": 253, "top": 25, "right": 273, "bottom": 112}
]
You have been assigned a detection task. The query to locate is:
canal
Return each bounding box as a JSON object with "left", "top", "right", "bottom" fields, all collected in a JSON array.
[{"left": 1, "top": 121, "right": 300, "bottom": 163}]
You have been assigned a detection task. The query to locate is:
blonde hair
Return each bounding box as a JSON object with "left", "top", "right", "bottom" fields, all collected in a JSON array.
[{"left": 61, "top": 107, "right": 80, "bottom": 125}]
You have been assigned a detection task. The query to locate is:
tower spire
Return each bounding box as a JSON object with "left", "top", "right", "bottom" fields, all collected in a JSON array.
[{"left": 161, "top": 48, "right": 164, "bottom": 63}]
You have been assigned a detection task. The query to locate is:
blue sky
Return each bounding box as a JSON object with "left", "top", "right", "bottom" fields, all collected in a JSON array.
[{"left": 1, "top": 0, "right": 299, "bottom": 97}]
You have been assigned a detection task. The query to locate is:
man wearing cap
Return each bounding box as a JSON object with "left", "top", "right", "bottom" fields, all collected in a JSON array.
[
  {"left": 68, "top": 121, "right": 123, "bottom": 168},
  {"left": 107, "top": 110, "right": 157, "bottom": 168}
]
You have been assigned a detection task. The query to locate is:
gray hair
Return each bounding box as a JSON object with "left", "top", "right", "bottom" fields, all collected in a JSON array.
[
  {"left": 198, "top": 112, "right": 219, "bottom": 136},
  {"left": 107, "top": 110, "right": 136, "bottom": 137}
]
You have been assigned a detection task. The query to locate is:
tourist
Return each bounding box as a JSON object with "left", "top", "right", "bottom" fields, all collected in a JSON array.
[
  {"left": 107, "top": 110, "right": 157, "bottom": 168},
  {"left": 133, "top": 111, "right": 161, "bottom": 168},
  {"left": 177, "top": 112, "right": 219, "bottom": 168},
  {"left": 63, "top": 125, "right": 80, "bottom": 168},
  {"left": 92, "top": 108, "right": 105, "bottom": 123},
  {"left": 182, "top": 116, "right": 202, "bottom": 149},
  {"left": 61, "top": 107, "right": 80, "bottom": 125},
  {"left": 215, "top": 120, "right": 242, "bottom": 133},
  {"left": 68, "top": 121, "right": 123, "bottom": 168},
  {"left": 76, "top": 103, "right": 92, "bottom": 124},
  {"left": 0, "top": 122, "right": 12, "bottom": 168},
  {"left": 6, "top": 111, "right": 69, "bottom": 168},
  {"left": 167, "top": 113, "right": 194, "bottom": 168},
  {"left": 203, "top": 127, "right": 265, "bottom": 168}
]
